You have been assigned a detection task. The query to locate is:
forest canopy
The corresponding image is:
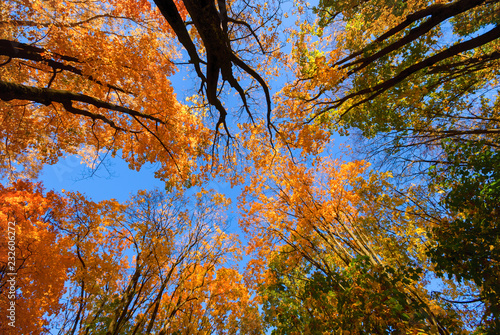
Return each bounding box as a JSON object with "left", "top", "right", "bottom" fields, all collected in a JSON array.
[{"left": 0, "top": 0, "right": 499, "bottom": 334}]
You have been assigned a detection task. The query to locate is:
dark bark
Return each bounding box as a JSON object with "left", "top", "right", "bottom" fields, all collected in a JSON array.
[
  {"left": 153, "top": 0, "right": 272, "bottom": 138},
  {"left": 337, "top": 0, "right": 488, "bottom": 73},
  {"left": 2, "top": 1, "right": 274, "bottom": 141},
  {"left": 0, "top": 39, "right": 130, "bottom": 93},
  {"left": 312, "top": 23, "right": 500, "bottom": 121},
  {"left": 0, "top": 80, "right": 164, "bottom": 130}
]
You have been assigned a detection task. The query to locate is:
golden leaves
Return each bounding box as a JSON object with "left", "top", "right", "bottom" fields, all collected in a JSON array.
[
  {"left": 0, "top": 180, "right": 74, "bottom": 335},
  {"left": 0, "top": 0, "right": 214, "bottom": 187}
]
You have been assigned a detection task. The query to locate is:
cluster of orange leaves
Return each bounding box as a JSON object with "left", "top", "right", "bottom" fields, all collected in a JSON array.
[{"left": 0, "top": 181, "right": 74, "bottom": 334}]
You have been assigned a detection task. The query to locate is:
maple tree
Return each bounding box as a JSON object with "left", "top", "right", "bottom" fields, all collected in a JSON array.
[
  {"left": 1, "top": 181, "right": 259, "bottom": 334},
  {"left": 152, "top": 0, "right": 279, "bottom": 140},
  {"left": 0, "top": 0, "right": 277, "bottom": 333},
  {"left": 0, "top": 180, "right": 74, "bottom": 335},
  {"left": 0, "top": 0, "right": 212, "bottom": 185},
  {"left": 278, "top": 0, "right": 500, "bottom": 160},
  {"left": 50, "top": 188, "right": 261, "bottom": 335},
  {"left": 0, "top": 0, "right": 283, "bottom": 179},
  {"left": 290, "top": 0, "right": 499, "bottom": 132},
  {"left": 240, "top": 154, "right": 475, "bottom": 334}
]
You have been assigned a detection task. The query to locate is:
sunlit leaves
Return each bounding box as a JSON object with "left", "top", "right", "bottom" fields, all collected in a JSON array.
[
  {"left": 1, "top": 0, "right": 499, "bottom": 333},
  {"left": 240, "top": 151, "right": 470, "bottom": 333},
  {"left": 0, "top": 180, "right": 74, "bottom": 335},
  {"left": 0, "top": 0, "right": 212, "bottom": 185}
]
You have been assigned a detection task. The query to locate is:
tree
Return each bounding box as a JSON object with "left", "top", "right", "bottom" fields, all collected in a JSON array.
[
  {"left": 0, "top": 0, "right": 281, "bottom": 332},
  {"left": 0, "top": 182, "right": 261, "bottom": 335},
  {"left": 279, "top": 0, "right": 500, "bottom": 160},
  {"left": 152, "top": 0, "right": 279, "bottom": 140},
  {"left": 53, "top": 188, "right": 262, "bottom": 335},
  {"left": 0, "top": 180, "right": 74, "bottom": 334},
  {"left": 429, "top": 138, "right": 500, "bottom": 331},
  {"left": 0, "top": 0, "right": 211, "bottom": 184},
  {"left": 279, "top": 0, "right": 500, "bottom": 330},
  {"left": 0, "top": 0, "right": 285, "bottom": 183},
  {"left": 261, "top": 252, "right": 428, "bottom": 335},
  {"left": 289, "top": 0, "right": 499, "bottom": 136},
  {"left": 240, "top": 155, "right": 470, "bottom": 334}
]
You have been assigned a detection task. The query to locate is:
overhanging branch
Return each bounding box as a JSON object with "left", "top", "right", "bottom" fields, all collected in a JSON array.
[
  {"left": 0, "top": 80, "right": 165, "bottom": 129},
  {"left": 0, "top": 39, "right": 131, "bottom": 94}
]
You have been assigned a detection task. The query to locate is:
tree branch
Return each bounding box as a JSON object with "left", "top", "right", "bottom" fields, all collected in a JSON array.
[
  {"left": 311, "top": 24, "right": 500, "bottom": 122},
  {"left": 337, "top": 0, "right": 487, "bottom": 73},
  {"left": 0, "top": 39, "right": 131, "bottom": 94},
  {"left": 0, "top": 80, "right": 165, "bottom": 128}
]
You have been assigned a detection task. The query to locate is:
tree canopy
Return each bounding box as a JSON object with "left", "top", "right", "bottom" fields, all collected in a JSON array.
[{"left": 1, "top": 0, "right": 499, "bottom": 334}]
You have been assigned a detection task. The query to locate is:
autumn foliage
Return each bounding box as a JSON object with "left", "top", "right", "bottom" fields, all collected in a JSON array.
[
  {"left": 0, "top": 181, "right": 74, "bottom": 334},
  {"left": 1, "top": 0, "right": 499, "bottom": 334}
]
